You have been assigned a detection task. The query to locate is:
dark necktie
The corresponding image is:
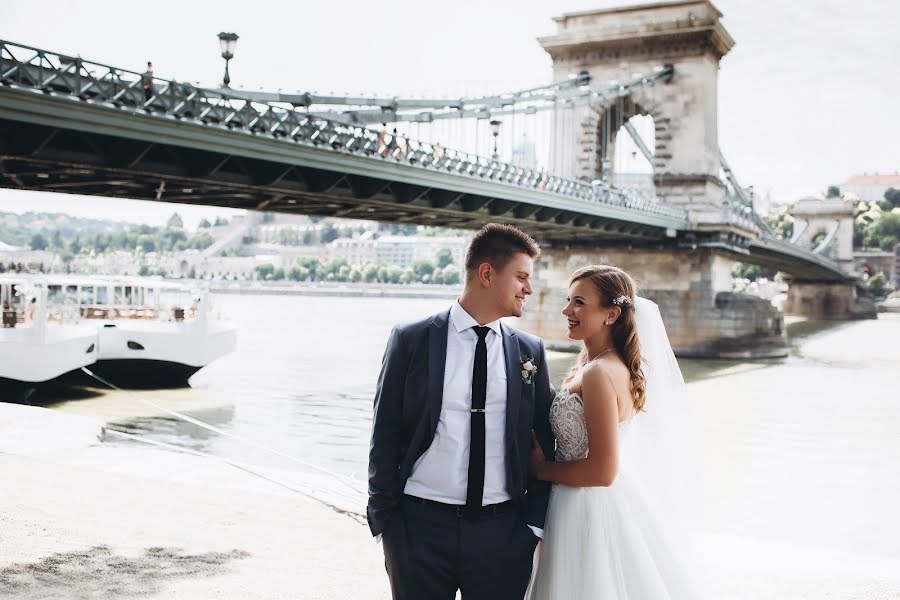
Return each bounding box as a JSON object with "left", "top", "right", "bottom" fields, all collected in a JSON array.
[{"left": 466, "top": 325, "right": 490, "bottom": 517}]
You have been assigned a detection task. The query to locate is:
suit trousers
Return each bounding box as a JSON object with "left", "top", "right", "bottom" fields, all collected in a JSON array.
[{"left": 382, "top": 497, "right": 539, "bottom": 600}]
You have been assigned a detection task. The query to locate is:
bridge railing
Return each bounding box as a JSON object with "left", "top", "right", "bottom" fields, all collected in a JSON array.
[
  {"left": 0, "top": 39, "right": 687, "bottom": 222},
  {"left": 721, "top": 196, "right": 762, "bottom": 233},
  {"left": 754, "top": 232, "right": 845, "bottom": 273}
]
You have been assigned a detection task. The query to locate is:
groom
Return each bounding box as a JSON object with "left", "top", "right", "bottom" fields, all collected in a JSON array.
[{"left": 368, "top": 223, "right": 556, "bottom": 600}]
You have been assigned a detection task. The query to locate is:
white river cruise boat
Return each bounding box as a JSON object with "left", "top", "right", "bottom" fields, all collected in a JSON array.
[
  {"left": 1, "top": 275, "right": 98, "bottom": 400},
  {"left": 2, "top": 275, "right": 236, "bottom": 393}
]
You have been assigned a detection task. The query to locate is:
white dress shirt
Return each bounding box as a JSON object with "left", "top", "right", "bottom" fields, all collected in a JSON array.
[{"left": 404, "top": 301, "right": 510, "bottom": 504}]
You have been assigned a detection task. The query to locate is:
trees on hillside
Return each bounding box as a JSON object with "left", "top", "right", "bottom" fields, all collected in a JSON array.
[
  {"left": 277, "top": 255, "right": 461, "bottom": 285},
  {"left": 853, "top": 191, "right": 900, "bottom": 251},
  {"left": 29, "top": 233, "right": 48, "bottom": 250}
]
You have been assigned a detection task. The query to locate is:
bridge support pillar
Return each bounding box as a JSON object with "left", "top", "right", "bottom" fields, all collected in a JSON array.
[
  {"left": 784, "top": 281, "right": 877, "bottom": 320},
  {"left": 519, "top": 246, "right": 787, "bottom": 359}
]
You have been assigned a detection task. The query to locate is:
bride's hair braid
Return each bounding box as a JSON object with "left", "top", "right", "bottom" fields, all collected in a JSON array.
[{"left": 561, "top": 265, "right": 646, "bottom": 412}]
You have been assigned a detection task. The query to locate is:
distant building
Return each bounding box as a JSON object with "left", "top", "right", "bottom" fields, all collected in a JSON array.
[
  {"left": 257, "top": 244, "right": 325, "bottom": 266},
  {"left": 0, "top": 242, "right": 56, "bottom": 271},
  {"left": 324, "top": 234, "right": 469, "bottom": 274},
  {"left": 374, "top": 235, "right": 469, "bottom": 270},
  {"left": 256, "top": 223, "right": 311, "bottom": 244},
  {"left": 751, "top": 189, "right": 773, "bottom": 218},
  {"left": 196, "top": 256, "right": 267, "bottom": 280},
  {"left": 511, "top": 133, "right": 538, "bottom": 169},
  {"left": 373, "top": 236, "right": 415, "bottom": 267},
  {"left": 68, "top": 250, "right": 138, "bottom": 275},
  {"left": 328, "top": 237, "right": 377, "bottom": 265},
  {"left": 166, "top": 212, "right": 184, "bottom": 229},
  {"left": 840, "top": 173, "right": 900, "bottom": 203},
  {"left": 853, "top": 250, "right": 896, "bottom": 286},
  {"left": 409, "top": 236, "right": 469, "bottom": 268}
]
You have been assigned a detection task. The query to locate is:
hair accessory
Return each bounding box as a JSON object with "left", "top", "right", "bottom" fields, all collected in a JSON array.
[{"left": 612, "top": 295, "right": 633, "bottom": 307}]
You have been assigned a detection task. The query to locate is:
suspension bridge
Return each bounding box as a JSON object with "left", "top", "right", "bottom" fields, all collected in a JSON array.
[{"left": 0, "top": 0, "right": 873, "bottom": 357}]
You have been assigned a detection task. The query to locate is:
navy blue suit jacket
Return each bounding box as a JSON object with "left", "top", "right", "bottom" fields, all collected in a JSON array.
[{"left": 367, "top": 308, "right": 556, "bottom": 536}]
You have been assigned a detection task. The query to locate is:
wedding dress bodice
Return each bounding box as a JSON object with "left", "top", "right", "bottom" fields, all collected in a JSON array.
[{"left": 549, "top": 389, "right": 633, "bottom": 462}]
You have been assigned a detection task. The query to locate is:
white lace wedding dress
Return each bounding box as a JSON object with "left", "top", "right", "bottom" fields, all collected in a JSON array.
[{"left": 527, "top": 389, "right": 703, "bottom": 600}]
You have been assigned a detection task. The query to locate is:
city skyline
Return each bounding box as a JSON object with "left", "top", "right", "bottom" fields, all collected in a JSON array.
[{"left": 1, "top": 0, "right": 897, "bottom": 225}]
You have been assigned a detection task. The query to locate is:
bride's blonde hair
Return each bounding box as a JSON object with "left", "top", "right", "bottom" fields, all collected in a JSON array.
[{"left": 561, "top": 265, "right": 646, "bottom": 412}]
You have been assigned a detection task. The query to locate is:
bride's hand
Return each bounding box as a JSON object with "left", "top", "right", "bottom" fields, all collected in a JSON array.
[{"left": 529, "top": 430, "right": 546, "bottom": 479}]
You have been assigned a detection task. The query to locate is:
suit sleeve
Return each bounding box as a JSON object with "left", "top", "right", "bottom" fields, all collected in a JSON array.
[
  {"left": 525, "top": 339, "right": 555, "bottom": 529},
  {"left": 367, "top": 326, "right": 408, "bottom": 537}
]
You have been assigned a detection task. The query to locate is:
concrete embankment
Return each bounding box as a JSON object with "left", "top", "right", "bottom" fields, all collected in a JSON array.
[
  {"left": 0, "top": 402, "right": 103, "bottom": 455},
  {"left": 0, "top": 402, "right": 389, "bottom": 600},
  {"left": 3, "top": 403, "right": 898, "bottom": 599}
]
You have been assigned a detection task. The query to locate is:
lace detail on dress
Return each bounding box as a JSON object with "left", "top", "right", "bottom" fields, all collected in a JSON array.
[
  {"left": 550, "top": 389, "right": 589, "bottom": 462},
  {"left": 550, "top": 389, "right": 636, "bottom": 462}
]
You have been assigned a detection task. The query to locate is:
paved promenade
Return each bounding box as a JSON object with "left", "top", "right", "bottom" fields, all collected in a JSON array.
[{"left": 2, "top": 403, "right": 898, "bottom": 599}]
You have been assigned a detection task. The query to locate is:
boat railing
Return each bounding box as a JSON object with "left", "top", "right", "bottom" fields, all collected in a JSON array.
[
  {"left": 76, "top": 304, "right": 198, "bottom": 321},
  {"left": 44, "top": 299, "right": 83, "bottom": 325}
]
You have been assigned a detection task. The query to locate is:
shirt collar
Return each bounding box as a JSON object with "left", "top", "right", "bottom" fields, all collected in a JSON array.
[{"left": 450, "top": 300, "right": 502, "bottom": 336}]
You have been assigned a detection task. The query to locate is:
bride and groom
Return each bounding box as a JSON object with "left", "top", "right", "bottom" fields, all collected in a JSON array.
[{"left": 368, "top": 223, "right": 701, "bottom": 599}]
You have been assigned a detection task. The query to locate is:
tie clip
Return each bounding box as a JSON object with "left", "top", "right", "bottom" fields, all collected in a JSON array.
[{"left": 471, "top": 408, "right": 485, "bottom": 413}]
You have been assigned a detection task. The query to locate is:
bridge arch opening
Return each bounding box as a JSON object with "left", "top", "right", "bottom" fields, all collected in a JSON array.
[
  {"left": 611, "top": 113, "right": 655, "bottom": 193},
  {"left": 810, "top": 229, "right": 828, "bottom": 249}
]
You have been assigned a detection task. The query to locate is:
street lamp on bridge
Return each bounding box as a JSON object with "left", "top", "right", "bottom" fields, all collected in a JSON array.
[
  {"left": 217, "top": 32, "right": 239, "bottom": 87},
  {"left": 490, "top": 119, "right": 501, "bottom": 161}
]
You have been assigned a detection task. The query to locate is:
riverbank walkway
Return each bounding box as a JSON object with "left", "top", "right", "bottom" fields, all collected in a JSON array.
[{"left": 2, "top": 402, "right": 897, "bottom": 599}]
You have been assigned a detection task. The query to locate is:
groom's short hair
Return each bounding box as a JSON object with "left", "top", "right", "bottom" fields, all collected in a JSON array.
[{"left": 465, "top": 223, "right": 540, "bottom": 279}]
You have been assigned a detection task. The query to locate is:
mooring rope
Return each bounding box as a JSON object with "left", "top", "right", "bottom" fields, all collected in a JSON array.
[
  {"left": 102, "top": 427, "right": 366, "bottom": 525},
  {"left": 80, "top": 366, "right": 368, "bottom": 525}
]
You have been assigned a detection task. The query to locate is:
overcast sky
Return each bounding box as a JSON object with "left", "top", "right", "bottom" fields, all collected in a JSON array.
[{"left": 2, "top": 0, "right": 897, "bottom": 227}]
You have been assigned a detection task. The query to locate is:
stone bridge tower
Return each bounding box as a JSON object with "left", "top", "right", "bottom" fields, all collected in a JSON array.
[
  {"left": 783, "top": 197, "right": 866, "bottom": 318},
  {"left": 539, "top": 0, "right": 734, "bottom": 214},
  {"left": 788, "top": 197, "right": 856, "bottom": 269},
  {"left": 520, "top": 1, "right": 789, "bottom": 358}
]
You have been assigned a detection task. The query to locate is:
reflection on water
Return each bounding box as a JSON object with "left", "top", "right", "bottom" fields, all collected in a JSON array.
[
  {"left": 108, "top": 405, "right": 237, "bottom": 450},
  {"left": 784, "top": 316, "right": 857, "bottom": 342},
  {"left": 38, "top": 296, "right": 900, "bottom": 561}
]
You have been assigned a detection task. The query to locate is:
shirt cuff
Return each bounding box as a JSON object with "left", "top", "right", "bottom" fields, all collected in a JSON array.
[
  {"left": 374, "top": 533, "right": 382, "bottom": 545},
  {"left": 528, "top": 526, "right": 544, "bottom": 540}
]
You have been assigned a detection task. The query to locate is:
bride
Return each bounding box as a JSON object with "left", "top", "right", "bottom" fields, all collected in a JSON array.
[{"left": 527, "top": 264, "right": 704, "bottom": 599}]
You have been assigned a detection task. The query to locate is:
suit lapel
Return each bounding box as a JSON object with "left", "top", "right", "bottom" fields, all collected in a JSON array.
[
  {"left": 427, "top": 309, "right": 450, "bottom": 436},
  {"left": 502, "top": 323, "right": 522, "bottom": 455}
]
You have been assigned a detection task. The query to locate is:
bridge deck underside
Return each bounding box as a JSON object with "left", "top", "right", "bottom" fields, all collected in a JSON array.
[{"left": 0, "top": 116, "right": 673, "bottom": 245}]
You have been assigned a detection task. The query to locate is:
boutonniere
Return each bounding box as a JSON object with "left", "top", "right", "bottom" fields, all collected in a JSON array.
[{"left": 520, "top": 354, "right": 537, "bottom": 385}]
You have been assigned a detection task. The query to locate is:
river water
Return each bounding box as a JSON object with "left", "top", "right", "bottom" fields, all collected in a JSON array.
[{"left": 45, "top": 293, "right": 900, "bottom": 583}]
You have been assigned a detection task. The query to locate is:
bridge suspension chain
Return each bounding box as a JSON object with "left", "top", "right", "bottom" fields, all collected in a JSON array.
[{"left": 220, "top": 65, "right": 673, "bottom": 126}]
